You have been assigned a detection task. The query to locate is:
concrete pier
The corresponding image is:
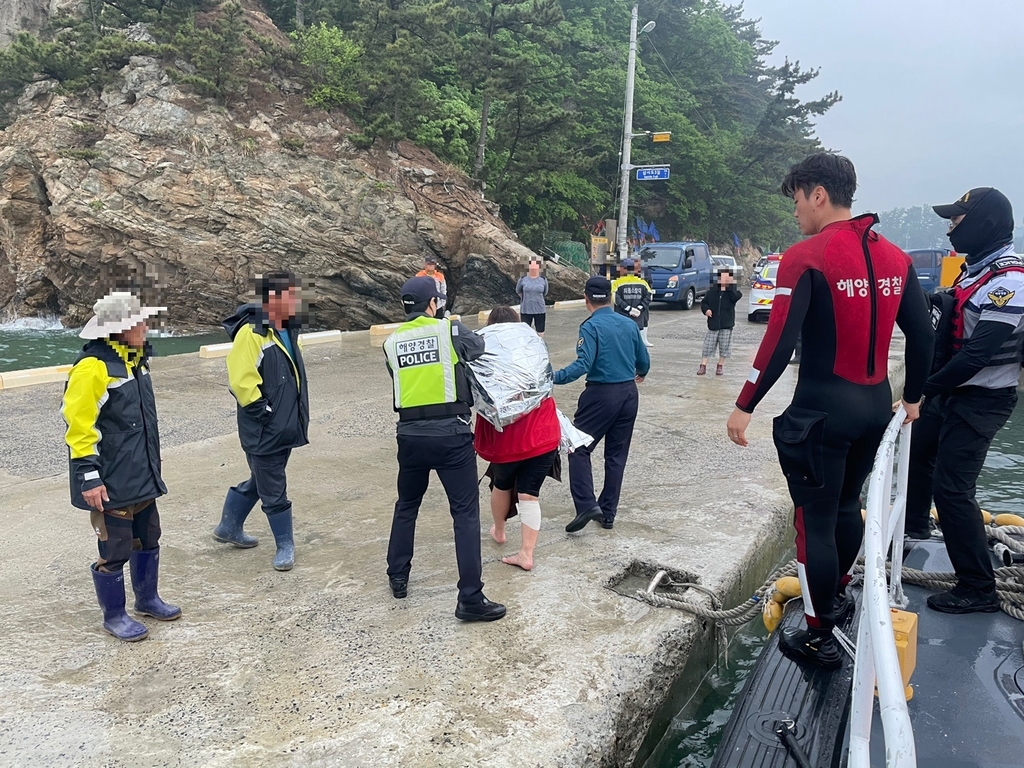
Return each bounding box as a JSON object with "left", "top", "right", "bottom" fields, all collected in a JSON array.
[{"left": 0, "top": 306, "right": 904, "bottom": 767}]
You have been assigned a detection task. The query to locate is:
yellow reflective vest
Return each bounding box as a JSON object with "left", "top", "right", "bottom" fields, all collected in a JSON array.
[{"left": 383, "top": 316, "right": 461, "bottom": 413}]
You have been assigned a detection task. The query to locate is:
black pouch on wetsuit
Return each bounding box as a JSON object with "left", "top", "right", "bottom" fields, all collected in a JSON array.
[{"left": 772, "top": 406, "right": 828, "bottom": 489}]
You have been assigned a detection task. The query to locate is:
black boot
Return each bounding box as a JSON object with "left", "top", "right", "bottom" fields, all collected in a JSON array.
[
  {"left": 833, "top": 591, "right": 855, "bottom": 624},
  {"left": 91, "top": 566, "right": 149, "bottom": 642},
  {"left": 130, "top": 548, "right": 182, "bottom": 621},
  {"left": 389, "top": 577, "right": 408, "bottom": 599},
  {"left": 213, "top": 488, "right": 259, "bottom": 548},
  {"left": 267, "top": 509, "right": 295, "bottom": 571},
  {"left": 778, "top": 627, "right": 843, "bottom": 670}
]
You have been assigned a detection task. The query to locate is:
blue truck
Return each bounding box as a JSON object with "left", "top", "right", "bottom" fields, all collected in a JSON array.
[{"left": 639, "top": 241, "right": 714, "bottom": 310}]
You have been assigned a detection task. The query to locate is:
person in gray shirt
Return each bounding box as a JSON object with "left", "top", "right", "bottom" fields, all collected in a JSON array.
[{"left": 516, "top": 257, "right": 549, "bottom": 336}]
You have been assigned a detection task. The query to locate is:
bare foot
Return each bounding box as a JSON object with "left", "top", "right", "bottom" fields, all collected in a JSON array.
[
  {"left": 490, "top": 525, "right": 506, "bottom": 544},
  {"left": 502, "top": 552, "right": 534, "bottom": 571}
]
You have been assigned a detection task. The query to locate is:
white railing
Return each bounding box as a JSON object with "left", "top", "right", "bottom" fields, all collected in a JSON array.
[{"left": 847, "top": 406, "right": 916, "bottom": 767}]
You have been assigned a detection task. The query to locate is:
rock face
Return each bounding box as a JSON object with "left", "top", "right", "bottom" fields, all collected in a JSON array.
[
  {"left": 0, "top": 49, "right": 585, "bottom": 330},
  {"left": 0, "top": 1, "right": 79, "bottom": 47}
]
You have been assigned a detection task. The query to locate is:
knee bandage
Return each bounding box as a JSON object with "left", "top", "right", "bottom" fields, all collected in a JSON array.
[{"left": 518, "top": 499, "right": 542, "bottom": 531}]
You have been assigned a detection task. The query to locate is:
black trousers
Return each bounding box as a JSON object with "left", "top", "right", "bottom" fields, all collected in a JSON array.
[
  {"left": 92, "top": 500, "right": 160, "bottom": 572},
  {"left": 933, "top": 387, "right": 1017, "bottom": 594},
  {"left": 905, "top": 395, "right": 945, "bottom": 533},
  {"left": 776, "top": 381, "right": 891, "bottom": 630},
  {"left": 568, "top": 381, "right": 639, "bottom": 520},
  {"left": 232, "top": 449, "right": 292, "bottom": 517},
  {"left": 387, "top": 432, "right": 483, "bottom": 604}
]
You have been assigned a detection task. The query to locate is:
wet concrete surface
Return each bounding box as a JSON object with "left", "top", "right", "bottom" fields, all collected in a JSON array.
[{"left": 0, "top": 305, "right": 905, "bottom": 767}]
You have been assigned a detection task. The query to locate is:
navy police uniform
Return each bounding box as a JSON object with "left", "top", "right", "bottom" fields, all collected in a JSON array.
[
  {"left": 925, "top": 188, "right": 1024, "bottom": 613},
  {"left": 554, "top": 277, "right": 651, "bottom": 531}
]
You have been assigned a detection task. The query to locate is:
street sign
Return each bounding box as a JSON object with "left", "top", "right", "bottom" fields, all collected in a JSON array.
[
  {"left": 651, "top": 132, "right": 671, "bottom": 142},
  {"left": 636, "top": 167, "right": 670, "bottom": 181}
]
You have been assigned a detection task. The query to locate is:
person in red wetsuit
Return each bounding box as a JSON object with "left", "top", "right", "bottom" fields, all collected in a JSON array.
[
  {"left": 726, "top": 153, "right": 934, "bottom": 669},
  {"left": 475, "top": 306, "right": 562, "bottom": 571}
]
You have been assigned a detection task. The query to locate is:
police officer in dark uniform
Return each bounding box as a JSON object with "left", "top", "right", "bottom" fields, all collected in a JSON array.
[
  {"left": 925, "top": 187, "right": 1024, "bottom": 613},
  {"left": 383, "top": 276, "right": 506, "bottom": 622},
  {"left": 555, "top": 276, "right": 651, "bottom": 532}
]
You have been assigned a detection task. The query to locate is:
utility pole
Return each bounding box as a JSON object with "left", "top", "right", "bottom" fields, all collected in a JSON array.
[{"left": 616, "top": 7, "right": 656, "bottom": 261}]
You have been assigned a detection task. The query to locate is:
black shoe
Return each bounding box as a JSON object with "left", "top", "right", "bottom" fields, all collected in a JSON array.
[
  {"left": 778, "top": 628, "right": 843, "bottom": 670},
  {"left": 833, "top": 591, "right": 855, "bottom": 623},
  {"left": 601, "top": 518, "right": 614, "bottom": 530},
  {"left": 927, "top": 585, "right": 1000, "bottom": 614},
  {"left": 455, "top": 597, "right": 506, "bottom": 622},
  {"left": 389, "top": 577, "right": 408, "bottom": 599},
  {"left": 565, "top": 506, "right": 603, "bottom": 533}
]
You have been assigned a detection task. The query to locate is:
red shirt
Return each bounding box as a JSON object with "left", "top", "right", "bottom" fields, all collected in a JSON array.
[{"left": 474, "top": 397, "right": 560, "bottom": 463}]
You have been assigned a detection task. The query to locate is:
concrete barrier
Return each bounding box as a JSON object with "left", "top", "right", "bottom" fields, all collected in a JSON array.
[
  {"left": 553, "top": 299, "right": 586, "bottom": 309},
  {"left": 0, "top": 364, "right": 73, "bottom": 390},
  {"left": 200, "top": 329, "right": 347, "bottom": 359}
]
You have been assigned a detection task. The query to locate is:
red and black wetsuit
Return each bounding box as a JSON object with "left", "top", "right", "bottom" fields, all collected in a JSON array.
[{"left": 737, "top": 214, "right": 933, "bottom": 629}]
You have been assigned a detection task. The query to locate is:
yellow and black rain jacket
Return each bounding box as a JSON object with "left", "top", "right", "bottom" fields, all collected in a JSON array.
[
  {"left": 62, "top": 339, "right": 166, "bottom": 510},
  {"left": 224, "top": 304, "right": 309, "bottom": 456}
]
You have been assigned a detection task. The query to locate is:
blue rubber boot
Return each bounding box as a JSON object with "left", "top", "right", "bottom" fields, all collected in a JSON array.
[
  {"left": 213, "top": 488, "right": 259, "bottom": 548},
  {"left": 129, "top": 548, "right": 182, "bottom": 621},
  {"left": 267, "top": 509, "right": 295, "bottom": 571},
  {"left": 91, "top": 566, "right": 149, "bottom": 642}
]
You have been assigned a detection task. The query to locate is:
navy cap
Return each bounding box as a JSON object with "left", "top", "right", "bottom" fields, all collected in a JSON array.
[
  {"left": 584, "top": 276, "right": 612, "bottom": 300},
  {"left": 401, "top": 276, "right": 442, "bottom": 310},
  {"left": 424, "top": 254, "right": 437, "bottom": 264},
  {"left": 933, "top": 187, "right": 1000, "bottom": 219},
  {"left": 620, "top": 258, "right": 635, "bottom": 269}
]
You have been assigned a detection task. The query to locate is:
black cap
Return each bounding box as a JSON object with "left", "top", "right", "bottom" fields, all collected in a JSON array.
[
  {"left": 933, "top": 187, "right": 1000, "bottom": 219},
  {"left": 584, "top": 276, "right": 612, "bottom": 300},
  {"left": 424, "top": 254, "right": 437, "bottom": 264},
  {"left": 400, "top": 276, "right": 441, "bottom": 310}
]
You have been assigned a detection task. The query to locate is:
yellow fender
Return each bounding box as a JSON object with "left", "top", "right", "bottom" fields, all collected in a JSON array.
[
  {"left": 763, "top": 600, "right": 783, "bottom": 633},
  {"left": 930, "top": 507, "right": 939, "bottom": 522},
  {"left": 994, "top": 513, "right": 1024, "bottom": 527},
  {"left": 981, "top": 509, "right": 992, "bottom": 525},
  {"left": 762, "top": 577, "right": 803, "bottom": 633}
]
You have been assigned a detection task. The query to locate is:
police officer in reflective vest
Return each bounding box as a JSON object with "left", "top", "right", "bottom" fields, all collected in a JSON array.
[
  {"left": 63, "top": 292, "right": 181, "bottom": 642},
  {"left": 383, "top": 276, "right": 506, "bottom": 622},
  {"left": 925, "top": 187, "right": 1024, "bottom": 613},
  {"left": 555, "top": 276, "right": 651, "bottom": 532}
]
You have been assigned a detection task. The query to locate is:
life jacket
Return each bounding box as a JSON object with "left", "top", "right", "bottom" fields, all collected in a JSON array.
[{"left": 950, "top": 253, "right": 1024, "bottom": 353}]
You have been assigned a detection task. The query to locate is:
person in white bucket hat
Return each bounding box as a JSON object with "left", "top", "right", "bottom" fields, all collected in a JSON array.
[{"left": 62, "top": 291, "right": 180, "bottom": 642}]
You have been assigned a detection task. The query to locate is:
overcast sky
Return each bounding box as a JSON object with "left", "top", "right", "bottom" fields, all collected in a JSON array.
[{"left": 738, "top": 0, "right": 1024, "bottom": 220}]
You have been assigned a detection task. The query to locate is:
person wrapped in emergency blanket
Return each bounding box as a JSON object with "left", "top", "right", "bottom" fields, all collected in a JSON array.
[{"left": 468, "top": 308, "right": 592, "bottom": 570}]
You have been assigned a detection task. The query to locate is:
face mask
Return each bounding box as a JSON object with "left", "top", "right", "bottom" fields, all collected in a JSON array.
[{"left": 946, "top": 191, "right": 1014, "bottom": 263}]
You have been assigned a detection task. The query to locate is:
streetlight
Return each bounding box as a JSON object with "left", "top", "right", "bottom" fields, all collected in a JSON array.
[{"left": 615, "top": 7, "right": 656, "bottom": 261}]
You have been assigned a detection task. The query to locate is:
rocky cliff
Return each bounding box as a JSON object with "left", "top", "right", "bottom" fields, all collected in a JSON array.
[{"left": 0, "top": 17, "right": 585, "bottom": 330}]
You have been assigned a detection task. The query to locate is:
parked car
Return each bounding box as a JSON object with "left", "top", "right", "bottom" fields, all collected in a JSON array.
[
  {"left": 711, "top": 254, "right": 743, "bottom": 280},
  {"left": 640, "top": 241, "right": 714, "bottom": 310},
  {"left": 748, "top": 261, "right": 780, "bottom": 322},
  {"left": 906, "top": 248, "right": 955, "bottom": 293}
]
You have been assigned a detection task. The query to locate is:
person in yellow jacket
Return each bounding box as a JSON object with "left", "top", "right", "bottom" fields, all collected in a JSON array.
[
  {"left": 213, "top": 271, "right": 309, "bottom": 571},
  {"left": 382, "top": 276, "right": 506, "bottom": 622},
  {"left": 612, "top": 259, "right": 654, "bottom": 347},
  {"left": 63, "top": 292, "right": 181, "bottom": 642}
]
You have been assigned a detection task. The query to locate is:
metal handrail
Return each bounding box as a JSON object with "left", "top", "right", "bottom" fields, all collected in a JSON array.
[{"left": 847, "top": 406, "right": 916, "bottom": 766}]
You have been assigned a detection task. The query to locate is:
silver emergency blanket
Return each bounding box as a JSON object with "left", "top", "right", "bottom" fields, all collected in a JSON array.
[
  {"left": 557, "top": 408, "right": 594, "bottom": 454},
  {"left": 467, "top": 322, "right": 553, "bottom": 430}
]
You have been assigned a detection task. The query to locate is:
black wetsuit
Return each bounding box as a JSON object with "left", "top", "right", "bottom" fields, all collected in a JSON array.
[{"left": 736, "top": 214, "right": 933, "bottom": 630}]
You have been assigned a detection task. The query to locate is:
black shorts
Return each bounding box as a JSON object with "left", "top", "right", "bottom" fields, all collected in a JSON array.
[
  {"left": 521, "top": 313, "right": 546, "bottom": 333},
  {"left": 490, "top": 449, "right": 557, "bottom": 497}
]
